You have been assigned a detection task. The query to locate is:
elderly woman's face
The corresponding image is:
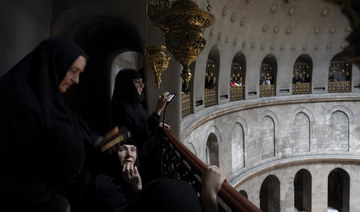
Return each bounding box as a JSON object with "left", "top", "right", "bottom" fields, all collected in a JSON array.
[
  {"left": 118, "top": 144, "right": 137, "bottom": 166},
  {"left": 132, "top": 78, "right": 145, "bottom": 95},
  {"left": 59, "top": 55, "right": 87, "bottom": 93}
]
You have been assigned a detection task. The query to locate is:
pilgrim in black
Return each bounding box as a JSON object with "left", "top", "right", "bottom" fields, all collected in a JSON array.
[
  {"left": 0, "top": 37, "right": 118, "bottom": 212},
  {"left": 85, "top": 130, "right": 226, "bottom": 212},
  {"left": 84, "top": 131, "right": 203, "bottom": 212},
  {"left": 111, "top": 68, "right": 169, "bottom": 183}
]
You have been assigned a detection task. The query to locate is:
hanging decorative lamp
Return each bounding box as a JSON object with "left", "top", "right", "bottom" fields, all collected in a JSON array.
[
  {"left": 145, "top": 45, "right": 171, "bottom": 88},
  {"left": 148, "top": 0, "right": 215, "bottom": 89},
  {"left": 144, "top": 0, "right": 171, "bottom": 88}
]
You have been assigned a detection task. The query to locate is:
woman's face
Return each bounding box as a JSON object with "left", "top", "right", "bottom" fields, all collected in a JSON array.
[
  {"left": 132, "top": 78, "right": 145, "bottom": 95},
  {"left": 59, "top": 55, "right": 87, "bottom": 93},
  {"left": 118, "top": 144, "right": 137, "bottom": 166}
]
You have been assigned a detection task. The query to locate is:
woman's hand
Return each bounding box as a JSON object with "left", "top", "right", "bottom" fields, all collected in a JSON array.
[
  {"left": 120, "top": 158, "right": 142, "bottom": 192},
  {"left": 155, "top": 92, "right": 169, "bottom": 116},
  {"left": 159, "top": 122, "right": 171, "bottom": 130},
  {"left": 200, "top": 165, "right": 226, "bottom": 212}
]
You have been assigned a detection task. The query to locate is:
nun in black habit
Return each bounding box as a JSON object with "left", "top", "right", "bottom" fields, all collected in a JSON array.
[
  {"left": 0, "top": 37, "right": 118, "bottom": 212},
  {"left": 111, "top": 68, "right": 169, "bottom": 183},
  {"left": 84, "top": 129, "right": 204, "bottom": 212}
]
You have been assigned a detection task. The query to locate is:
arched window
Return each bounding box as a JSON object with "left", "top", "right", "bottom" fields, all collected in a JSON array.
[
  {"left": 294, "top": 169, "right": 312, "bottom": 211},
  {"left": 231, "top": 123, "right": 245, "bottom": 170},
  {"left": 260, "top": 175, "right": 280, "bottom": 212},
  {"left": 293, "top": 112, "right": 310, "bottom": 152},
  {"left": 330, "top": 111, "right": 349, "bottom": 151},
  {"left": 239, "top": 190, "right": 248, "bottom": 199},
  {"left": 328, "top": 168, "right": 350, "bottom": 212},
  {"left": 259, "top": 116, "right": 275, "bottom": 159},
  {"left": 206, "top": 133, "right": 219, "bottom": 166},
  {"left": 328, "top": 53, "right": 352, "bottom": 93},
  {"left": 292, "top": 54, "right": 313, "bottom": 95},
  {"left": 230, "top": 51, "right": 246, "bottom": 102},
  {"left": 204, "top": 46, "right": 220, "bottom": 107},
  {"left": 260, "top": 54, "right": 277, "bottom": 97}
]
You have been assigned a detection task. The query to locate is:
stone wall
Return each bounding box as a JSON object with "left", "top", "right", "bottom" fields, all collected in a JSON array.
[{"left": 181, "top": 93, "right": 360, "bottom": 210}]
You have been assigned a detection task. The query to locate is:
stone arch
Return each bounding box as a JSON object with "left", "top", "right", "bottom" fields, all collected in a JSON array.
[
  {"left": 292, "top": 107, "right": 315, "bottom": 153},
  {"left": 294, "top": 169, "right": 312, "bottom": 212},
  {"left": 328, "top": 168, "right": 350, "bottom": 212},
  {"left": 204, "top": 45, "right": 220, "bottom": 107},
  {"left": 328, "top": 52, "right": 352, "bottom": 93},
  {"left": 230, "top": 117, "right": 248, "bottom": 170},
  {"left": 259, "top": 54, "right": 277, "bottom": 97},
  {"left": 293, "top": 112, "right": 311, "bottom": 152},
  {"left": 231, "top": 51, "right": 246, "bottom": 86},
  {"left": 293, "top": 106, "right": 316, "bottom": 122},
  {"left": 231, "top": 122, "right": 245, "bottom": 171},
  {"left": 239, "top": 190, "right": 248, "bottom": 199},
  {"left": 329, "top": 106, "right": 353, "bottom": 151},
  {"left": 329, "top": 53, "right": 353, "bottom": 82},
  {"left": 230, "top": 51, "right": 246, "bottom": 101},
  {"left": 292, "top": 54, "right": 313, "bottom": 94},
  {"left": 260, "top": 175, "right": 280, "bottom": 212},
  {"left": 206, "top": 132, "right": 219, "bottom": 166},
  {"left": 258, "top": 110, "right": 279, "bottom": 159},
  {"left": 329, "top": 105, "right": 355, "bottom": 121},
  {"left": 51, "top": 6, "right": 142, "bottom": 134}
]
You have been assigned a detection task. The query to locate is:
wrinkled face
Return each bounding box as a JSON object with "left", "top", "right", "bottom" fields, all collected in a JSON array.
[
  {"left": 59, "top": 55, "right": 87, "bottom": 93},
  {"left": 118, "top": 144, "right": 137, "bottom": 166},
  {"left": 132, "top": 78, "right": 145, "bottom": 95}
]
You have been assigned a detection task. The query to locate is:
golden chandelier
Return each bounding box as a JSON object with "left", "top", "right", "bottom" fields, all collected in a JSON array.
[{"left": 148, "top": 0, "right": 215, "bottom": 89}]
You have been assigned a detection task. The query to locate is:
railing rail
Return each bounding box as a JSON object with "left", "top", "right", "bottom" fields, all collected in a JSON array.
[{"left": 161, "top": 130, "right": 261, "bottom": 212}]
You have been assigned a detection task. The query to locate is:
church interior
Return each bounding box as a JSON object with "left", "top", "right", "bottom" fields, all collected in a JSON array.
[{"left": 1, "top": 0, "right": 360, "bottom": 211}]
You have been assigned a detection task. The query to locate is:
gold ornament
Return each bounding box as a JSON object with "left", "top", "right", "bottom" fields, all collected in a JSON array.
[
  {"left": 145, "top": 46, "right": 171, "bottom": 88},
  {"left": 148, "top": 0, "right": 215, "bottom": 89}
]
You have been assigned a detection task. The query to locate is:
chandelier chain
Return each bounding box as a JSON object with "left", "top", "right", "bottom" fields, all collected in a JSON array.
[{"left": 206, "top": 0, "right": 212, "bottom": 12}]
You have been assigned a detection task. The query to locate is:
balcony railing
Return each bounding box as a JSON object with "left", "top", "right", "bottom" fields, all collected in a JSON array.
[
  {"left": 161, "top": 130, "right": 261, "bottom": 212},
  {"left": 204, "top": 89, "right": 217, "bottom": 107},
  {"left": 230, "top": 86, "right": 245, "bottom": 102},
  {"left": 328, "top": 81, "right": 351, "bottom": 93},
  {"left": 292, "top": 83, "right": 311, "bottom": 95},
  {"left": 259, "top": 84, "right": 275, "bottom": 97},
  {"left": 182, "top": 93, "right": 191, "bottom": 118}
]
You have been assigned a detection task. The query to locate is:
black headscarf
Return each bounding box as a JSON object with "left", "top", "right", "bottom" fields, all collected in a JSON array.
[
  {"left": 0, "top": 37, "right": 96, "bottom": 211},
  {"left": 112, "top": 68, "right": 144, "bottom": 105}
]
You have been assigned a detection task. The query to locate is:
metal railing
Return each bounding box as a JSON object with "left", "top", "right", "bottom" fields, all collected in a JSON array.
[
  {"left": 259, "top": 84, "right": 275, "bottom": 97},
  {"left": 182, "top": 93, "right": 192, "bottom": 117},
  {"left": 161, "top": 130, "right": 261, "bottom": 212},
  {"left": 204, "top": 89, "right": 217, "bottom": 107},
  {"left": 328, "top": 81, "right": 351, "bottom": 93},
  {"left": 230, "top": 86, "right": 245, "bottom": 102},
  {"left": 292, "top": 83, "right": 311, "bottom": 95}
]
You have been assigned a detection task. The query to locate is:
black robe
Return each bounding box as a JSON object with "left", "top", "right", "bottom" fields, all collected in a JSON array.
[
  {"left": 111, "top": 69, "right": 162, "bottom": 184},
  {"left": 0, "top": 37, "right": 98, "bottom": 212},
  {"left": 85, "top": 174, "right": 202, "bottom": 212}
]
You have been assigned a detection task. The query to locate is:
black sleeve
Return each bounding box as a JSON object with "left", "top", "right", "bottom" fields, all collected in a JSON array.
[
  {"left": 85, "top": 174, "right": 139, "bottom": 212},
  {"left": 0, "top": 98, "right": 69, "bottom": 212},
  {"left": 119, "top": 104, "right": 160, "bottom": 142}
]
